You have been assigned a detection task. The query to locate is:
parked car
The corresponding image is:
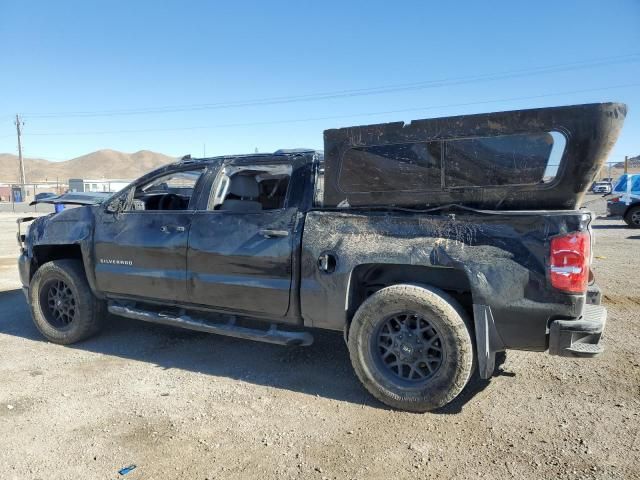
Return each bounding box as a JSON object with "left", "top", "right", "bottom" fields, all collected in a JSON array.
[
  {"left": 607, "top": 173, "right": 640, "bottom": 228},
  {"left": 17, "top": 103, "right": 625, "bottom": 411},
  {"left": 34, "top": 192, "right": 58, "bottom": 201},
  {"left": 592, "top": 181, "right": 612, "bottom": 194}
]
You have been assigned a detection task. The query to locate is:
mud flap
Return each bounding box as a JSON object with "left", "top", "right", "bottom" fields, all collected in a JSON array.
[{"left": 472, "top": 304, "right": 505, "bottom": 379}]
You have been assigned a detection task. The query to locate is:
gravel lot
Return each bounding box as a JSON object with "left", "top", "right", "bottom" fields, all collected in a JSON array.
[{"left": 1, "top": 196, "right": 639, "bottom": 480}]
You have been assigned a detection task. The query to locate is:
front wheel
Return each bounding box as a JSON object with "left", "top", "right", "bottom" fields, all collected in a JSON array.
[
  {"left": 624, "top": 206, "right": 640, "bottom": 228},
  {"left": 29, "top": 259, "right": 105, "bottom": 344},
  {"left": 348, "top": 284, "right": 474, "bottom": 412}
]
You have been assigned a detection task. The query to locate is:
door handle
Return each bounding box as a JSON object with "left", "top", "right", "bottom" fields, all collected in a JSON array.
[
  {"left": 259, "top": 229, "right": 289, "bottom": 238},
  {"left": 160, "top": 225, "right": 186, "bottom": 233}
]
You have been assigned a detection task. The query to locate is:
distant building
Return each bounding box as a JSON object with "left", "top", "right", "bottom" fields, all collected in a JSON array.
[
  {"left": 68, "top": 178, "right": 131, "bottom": 193},
  {"left": 0, "top": 185, "right": 11, "bottom": 202}
]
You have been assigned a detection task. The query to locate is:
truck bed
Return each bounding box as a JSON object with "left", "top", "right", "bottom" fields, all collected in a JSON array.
[{"left": 300, "top": 207, "right": 593, "bottom": 352}]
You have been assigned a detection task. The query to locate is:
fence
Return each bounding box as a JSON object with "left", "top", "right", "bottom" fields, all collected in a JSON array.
[{"left": 0, "top": 181, "right": 68, "bottom": 204}]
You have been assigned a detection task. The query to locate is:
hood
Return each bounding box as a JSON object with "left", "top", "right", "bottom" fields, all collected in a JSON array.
[{"left": 30, "top": 191, "right": 112, "bottom": 206}]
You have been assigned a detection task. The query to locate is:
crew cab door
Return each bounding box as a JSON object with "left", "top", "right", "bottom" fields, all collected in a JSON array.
[
  {"left": 94, "top": 167, "right": 206, "bottom": 303},
  {"left": 187, "top": 162, "right": 298, "bottom": 317}
]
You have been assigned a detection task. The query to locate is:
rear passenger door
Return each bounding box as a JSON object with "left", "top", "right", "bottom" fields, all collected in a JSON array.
[{"left": 187, "top": 162, "right": 298, "bottom": 318}]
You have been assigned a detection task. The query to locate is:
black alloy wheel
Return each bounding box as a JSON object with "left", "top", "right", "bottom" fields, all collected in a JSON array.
[
  {"left": 374, "top": 312, "right": 444, "bottom": 385},
  {"left": 41, "top": 279, "right": 77, "bottom": 328}
]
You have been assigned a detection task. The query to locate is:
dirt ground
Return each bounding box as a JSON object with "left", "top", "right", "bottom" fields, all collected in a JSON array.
[{"left": 0, "top": 196, "right": 638, "bottom": 480}]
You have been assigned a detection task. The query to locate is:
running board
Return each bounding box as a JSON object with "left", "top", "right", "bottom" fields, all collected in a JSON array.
[{"left": 107, "top": 303, "right": 314, "bottom": 347}]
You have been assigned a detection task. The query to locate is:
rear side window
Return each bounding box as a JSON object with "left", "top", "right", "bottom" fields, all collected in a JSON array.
[
  {"left": 209, "top": 164, "right": 292, "bottom": 212},
  {"left": 338, "top": 132, "right": 565, "bottom": 193}
]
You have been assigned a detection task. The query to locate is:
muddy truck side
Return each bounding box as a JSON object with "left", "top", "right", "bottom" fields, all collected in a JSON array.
[{"left": 18, "top": 103, "right": 626, "bottom": 411}]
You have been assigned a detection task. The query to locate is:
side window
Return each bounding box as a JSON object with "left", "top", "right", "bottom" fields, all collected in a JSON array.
[
  {"left": 127, "top": 168, "right": 204, "bottom": 212},
  {"left": 209, "top": 165, "right": 292, "bottom": 212}
]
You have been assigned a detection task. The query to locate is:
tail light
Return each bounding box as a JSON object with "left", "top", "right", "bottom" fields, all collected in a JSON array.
[
  {"left": 608, "top": 196, "right": 620, "bottom": 203},
  {"left": 549, "top": 231, "right": 591, "bottom": 293}
]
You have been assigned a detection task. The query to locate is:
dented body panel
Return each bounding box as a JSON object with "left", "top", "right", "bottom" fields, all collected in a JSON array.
[
  {"left": 19, "top": 206, "right": 101, "bottom": 296},
  {"left": 300, "top": 209, "right": 590, "bottom": 350}
]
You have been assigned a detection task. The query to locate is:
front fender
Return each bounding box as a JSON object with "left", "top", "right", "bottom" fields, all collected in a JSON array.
[{"left": 28, "top": 206, "right": 102, "bottom": 298}]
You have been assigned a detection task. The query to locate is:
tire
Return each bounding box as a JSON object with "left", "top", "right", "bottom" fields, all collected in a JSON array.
[
  {"left": 624, "top": 206, "right": 640, "bottom": 228},
  {"left": 29, "top": 259, "right": 105, "bottom": 344},
  {"left": 348, "top": 284, "right": 474, "bottom": 412}
]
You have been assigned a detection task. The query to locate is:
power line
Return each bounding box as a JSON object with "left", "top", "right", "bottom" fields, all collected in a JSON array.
[
  {"left": 22, "top": 82, "right": 640, "bottom": 138},
  {"left": 16, "top": 52, "right": 640, "bottom": 119}
]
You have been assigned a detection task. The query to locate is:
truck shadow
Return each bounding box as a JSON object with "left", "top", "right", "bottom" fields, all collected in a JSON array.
[
  {"left": 591, "top": 224, "right": 628, "bottom": 229},
  {"left": 433, "top": 352, "right": 512, "bottom": 414},
  {"left": 0, "top": 288, "right": 505, "bottom": 413}
]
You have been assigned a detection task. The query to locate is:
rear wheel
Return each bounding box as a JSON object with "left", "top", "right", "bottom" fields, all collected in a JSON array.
[
  {"left": 348, "top": 284, "right": 474, "bottom": 412},
  {"left": 624, "top": 206, "right": 640, "bottom": 228},
  {"left": 29, "top": 259, "right": 105, "bottom": 344}
]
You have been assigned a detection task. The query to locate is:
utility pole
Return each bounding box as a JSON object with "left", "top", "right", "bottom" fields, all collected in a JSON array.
[
  {"left": 14, "top": 114, "right": 26, "bottom": 196},
  {"left": 624, "top": 155, "right": 628, "bottom": 174}
]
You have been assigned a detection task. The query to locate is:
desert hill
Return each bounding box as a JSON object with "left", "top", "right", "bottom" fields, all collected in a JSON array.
[{"left": 0, "top": 149, "right": 176, "bottom": 183}]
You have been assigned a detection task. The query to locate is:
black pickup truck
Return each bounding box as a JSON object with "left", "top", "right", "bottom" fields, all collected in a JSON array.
[{"left": 17, "top": 103, "right": 626, "bottom": 411}]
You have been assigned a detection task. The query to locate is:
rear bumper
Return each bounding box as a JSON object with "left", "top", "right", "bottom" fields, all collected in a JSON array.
[{"left": 548, "top": 304, "right": 606, "bottom": 357}]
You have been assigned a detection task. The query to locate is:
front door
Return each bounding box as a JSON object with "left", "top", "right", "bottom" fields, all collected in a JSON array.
[
  {"left": 94, "top": 212, "right": 193, "bottom": 302},
  {"left": 94, "top": 167, "right": 205, "bottom": 303},
  {"left": 187, "top": 163, "right": 297, "bottom": 317}
]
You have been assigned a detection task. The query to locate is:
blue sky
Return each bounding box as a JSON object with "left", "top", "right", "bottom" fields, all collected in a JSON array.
[{"left": 0, "top": 0, "right": 639, "bottom": 163}]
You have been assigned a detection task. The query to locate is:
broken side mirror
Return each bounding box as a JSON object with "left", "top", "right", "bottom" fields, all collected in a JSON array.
[
  {"left": 106, "top": 188, "right": 132, "bottom": 214},
  {"left": 105, "top": 199, "right": 120, "bottom": 213}
]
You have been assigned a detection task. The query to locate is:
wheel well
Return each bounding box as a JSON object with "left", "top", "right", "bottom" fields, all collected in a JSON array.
[
  {"left": 347, "top": 264, "right": 473, "bottom": 323},
  {"left": 625, "top": 203, "right": 640, "bottom": 217},
  {"left": 31, "top": 244, "right": 83, "bottom": 280}
]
